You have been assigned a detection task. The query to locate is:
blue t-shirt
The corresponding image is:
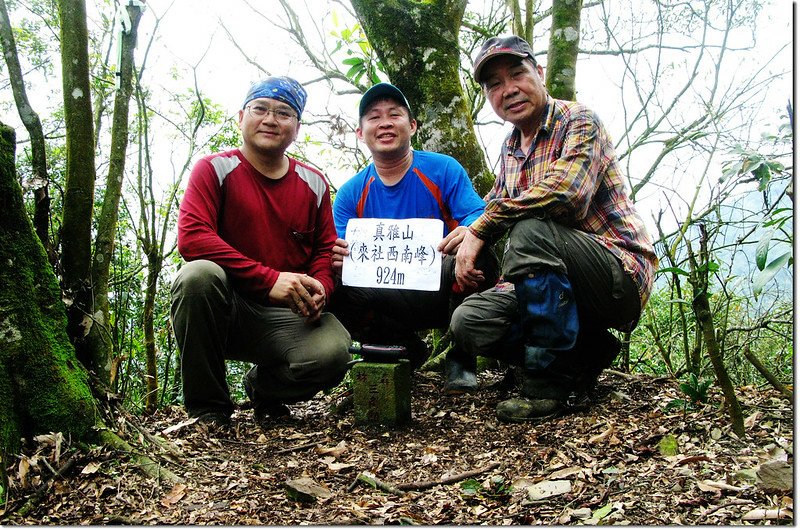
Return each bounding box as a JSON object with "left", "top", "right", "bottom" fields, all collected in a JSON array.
[{"left": 333, "top": 150, "right": 486, "bottom": 239}]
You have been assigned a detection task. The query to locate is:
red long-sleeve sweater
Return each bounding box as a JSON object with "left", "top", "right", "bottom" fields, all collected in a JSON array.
[{"left": 177, "top": 149, "right": 337, "bottom": 304}]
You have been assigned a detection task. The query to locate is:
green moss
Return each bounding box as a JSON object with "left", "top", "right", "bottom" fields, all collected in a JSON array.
[
  {"left": 0, "top": 123, "right": 99, "bottom": 455},
  {"left": 545, "top": 0, "right": 582, "bottom": 101}
]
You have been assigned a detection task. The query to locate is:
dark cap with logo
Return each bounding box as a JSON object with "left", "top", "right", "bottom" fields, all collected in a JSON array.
[
  {"left": 472, "top": 35, "right": 536, "bottom": 83},
  {"left": 359, "top": 82, "right": 412, "bottom": 118}
]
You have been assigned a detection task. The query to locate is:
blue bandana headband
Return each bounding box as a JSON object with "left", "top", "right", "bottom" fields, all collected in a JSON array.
[{"left": 242, "top": 76, "right": 307, "bottom": 119}]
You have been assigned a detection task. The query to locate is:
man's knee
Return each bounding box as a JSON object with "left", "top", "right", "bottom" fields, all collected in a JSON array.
[
  {"left": 171, "top": 260, "right": 227, "bottom": 300},
  {"left": 504, "top": 218, "right": 567, "bottom": 280},
  {"left": 314, "top": 314, "right": 352, "bottom": 374}
]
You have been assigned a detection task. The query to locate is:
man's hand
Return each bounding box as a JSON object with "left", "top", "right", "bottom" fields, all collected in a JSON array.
[
  {"left": 437, "top": 225, "right": 469, "bottom": 255},
  {"left": 269, "top": 272, "right": 326, "bottom": 322},
  {"left": 455, "top": 229, "right": 486, "bottom": 290},
  {"left": 331, "top": 238, "right": 349, "bottom": 273}
]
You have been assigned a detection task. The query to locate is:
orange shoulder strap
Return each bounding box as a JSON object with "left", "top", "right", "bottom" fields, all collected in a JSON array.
[
  {"left": 355, "top": 176, "right": 375, "bottom": 218},
  {"left": 413, "top": 168, "right": 459, "bottom": 233}
]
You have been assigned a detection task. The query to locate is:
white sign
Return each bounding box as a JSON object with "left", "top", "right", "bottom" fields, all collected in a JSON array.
[{"left": 341, "top": 218, "right": 443, "bottom": 291}]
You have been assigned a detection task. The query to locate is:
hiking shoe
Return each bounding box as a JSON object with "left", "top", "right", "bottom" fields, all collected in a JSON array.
[
  {"left": 496, "top": 397, "right": 563, "bottom": 423},
  {"left": 443, "top": 351, "right": 478, "bottom": 395},
  {"left": 193, "top": 410, "right": 232, "bottom": 428},
  {"left": 253, "top": 402, "right": 292, "bottom": 427},
  {"left": 244, "top": 371, "right": 291, "bottom": 426}
]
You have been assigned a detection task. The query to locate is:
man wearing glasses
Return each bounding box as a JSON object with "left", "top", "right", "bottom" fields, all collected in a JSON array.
[{"left": 171, "top": 76, "right": 351, "bottom": 429}]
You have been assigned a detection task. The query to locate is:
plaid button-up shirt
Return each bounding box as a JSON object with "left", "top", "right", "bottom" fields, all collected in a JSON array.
[{"left": 470, "top": 97, "right": 657, "bottom": 309}]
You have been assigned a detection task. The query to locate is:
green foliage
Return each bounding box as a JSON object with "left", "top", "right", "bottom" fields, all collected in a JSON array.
[
  {"left": 720, "top": 111, "right": 793, "bottom": 298},
  {"left": 665, "top": 373, "right": 713, "bottom": 411},
  {"left": 678, "top": 372, "right": 713, "bottom": 404},
  {"left": 460, "top": 475, "right": 512, "bottom": 503},
  {"left": 330, "top": 19, "right": 385, "bottom": 86},
  {"left": 752, "top": 206, "right": 793, "bottom": 297},
  {"left": 633, "top": 281, "right": 793, "bottom": 386},
  {"left": 720, "top": 146, "right": 786, "bottom": 191}
]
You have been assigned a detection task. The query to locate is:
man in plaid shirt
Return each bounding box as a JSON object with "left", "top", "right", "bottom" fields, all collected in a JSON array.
[{"left": 448, "top": 36, "right": 658, "bottom": 422}]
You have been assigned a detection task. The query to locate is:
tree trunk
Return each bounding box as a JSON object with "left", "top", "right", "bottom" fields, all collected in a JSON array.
[
  {"left": 58, "top": 0, "right": 99, "bottom": 371},
  {"left": 0, "top": 122, "right": 99, "bottom": 458},
  {"left": 690, "top": 225, "right": 745, "bottom": 438},
  {"left": 87, "top": 2, "right": 144, "bottom": 386},
  {"left": 0, "top": 0, "right": 56, "bottom": 264},
  {"left": 350, "top": 0, "right": 495, "bottom": 195},
  {"left": 143, "top": 257, "right": 160, "bottom": 414},
  {"left": 545, "top": 0, "right": 583, "bottom": 101}
]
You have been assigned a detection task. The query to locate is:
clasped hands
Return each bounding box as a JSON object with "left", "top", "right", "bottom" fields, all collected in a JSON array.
[{"left": 269, "top": 272, "right": 326, "bottom": 322}]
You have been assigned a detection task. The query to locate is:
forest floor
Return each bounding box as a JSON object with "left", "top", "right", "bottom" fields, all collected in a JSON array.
[{"left": 1, "top": 369, "right": 794, "bottom": 525}]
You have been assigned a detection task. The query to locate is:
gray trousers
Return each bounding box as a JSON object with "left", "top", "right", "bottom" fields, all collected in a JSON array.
[
  {"left": 170, "top": 260, "right": 351, "bottom": 416},
  {"left": 451, "top": 218, "right": 640, "bottom": 374}
]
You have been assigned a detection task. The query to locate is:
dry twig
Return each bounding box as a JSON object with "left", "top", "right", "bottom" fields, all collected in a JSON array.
[
  {"left": 397, "top": 462, "right": 501, "bottom": 491},
  {"left": 274, "top": 439, "right": 326, "bottom": 455},
  {"left": 697, "top": 498, "right": 755, "bottom": 521}
]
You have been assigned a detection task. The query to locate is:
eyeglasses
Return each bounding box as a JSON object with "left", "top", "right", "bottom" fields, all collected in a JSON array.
[{"left": 246, "top": 104, "right": 297, "bottom": 122}]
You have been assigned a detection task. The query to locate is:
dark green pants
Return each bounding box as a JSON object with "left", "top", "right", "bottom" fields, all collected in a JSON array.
[
  {"left": 451, "top": 218, "right": 640, "bottom": 376},
  {"left": 170, "top": 260, "right": 351, "bottom": 417}
]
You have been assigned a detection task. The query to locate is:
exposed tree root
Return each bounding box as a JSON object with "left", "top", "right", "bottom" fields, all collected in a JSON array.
[{"left": 96, "top": 428, "right": 181, "bottom": 486}]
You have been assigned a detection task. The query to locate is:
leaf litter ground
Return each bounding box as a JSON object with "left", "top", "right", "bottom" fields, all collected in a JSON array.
[{"left": 2, "top": 370, "right": 793, "bottom": 524}]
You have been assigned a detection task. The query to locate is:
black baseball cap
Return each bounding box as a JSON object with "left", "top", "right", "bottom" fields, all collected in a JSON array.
[
  {"left": 472, "top": 35, "right": 536, "bottom": 83},
  {"left": 358, "top": 83, "right": 412, "bottom": 118}
]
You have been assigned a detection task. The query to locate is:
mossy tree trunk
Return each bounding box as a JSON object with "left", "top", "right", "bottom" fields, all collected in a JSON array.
[
  {"left": 0, "top": 122, "right": 99, "bottom": 460},
  {"left": 350, "top": 0, "right": 495, "bottom": 195},
  {"left": 58, "top": 0, "right": 102, "bottom": 378},
  {"left": 0, "top": 0, "right": 56, "bottom": 264},
  {"left": 86, "top": 2, "right": 144, "bottom": 387},
  {"left": 545, "top": 0, "right": 583, "bottom": 101}
]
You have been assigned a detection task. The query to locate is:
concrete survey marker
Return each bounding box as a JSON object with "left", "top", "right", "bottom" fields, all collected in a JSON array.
[{"left": 351, "top": 360, "right": 411, "bottom": 426}]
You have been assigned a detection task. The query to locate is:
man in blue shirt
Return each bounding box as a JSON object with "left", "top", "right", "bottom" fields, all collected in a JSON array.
[{"left": 331, "top": 83, "right": 498, "bottom": 370}]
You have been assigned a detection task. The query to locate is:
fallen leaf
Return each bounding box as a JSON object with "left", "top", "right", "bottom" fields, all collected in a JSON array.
[
  {"left": 676, "top": 455, "right": 711, "bottom": 466},
  {"left": 548, "top": 466, "right": 582, "bottom": 480},
  {"left": 743, "top": 411, "right": 761, "bottom": 430},
  {"left": 696, "top": 479, "right": 747, "bottom": 492},
  {"left": 162, "top": 418, "right": 198, "bottom": 435},
  {"left": 160, "top": 483, "right": 187, "bottom": 507},
  {"left": 511, "top": 477, "right": 536, "bottom": 491},
  {"left": 326, "top": 461, "right": 355, "bottom": 472},
  {"left": 756, "top": 460, "right": 793, "bottom": 493},
  {"left": 589, "top": 425, "right": 614, "bottom": 444},
  {"left": 658, "top": 435, "right": 679, "bottom": 456},
  {"left": 593, "top": 502, "right": 614, "bottom": 520},
  {"left": 18, "top": 458, "right": 30, "bottom": 488},
  {"left": 315, "top": 440, "right": 347, "bottom": 458},
  {"left": 284, "top": 476, "right": 332, "bottom": 503},
  {"left": 527, "top": 480, "right": 571, "bottom": 501},
  {"left": 742, "top": 507, "right": 792, "bottom": 521},
  {"left": 81, "top": 462, "right": 101, "bottom": 475},
  {"left": 421, "top": 453, "right": 438, "bottom": 465}
]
